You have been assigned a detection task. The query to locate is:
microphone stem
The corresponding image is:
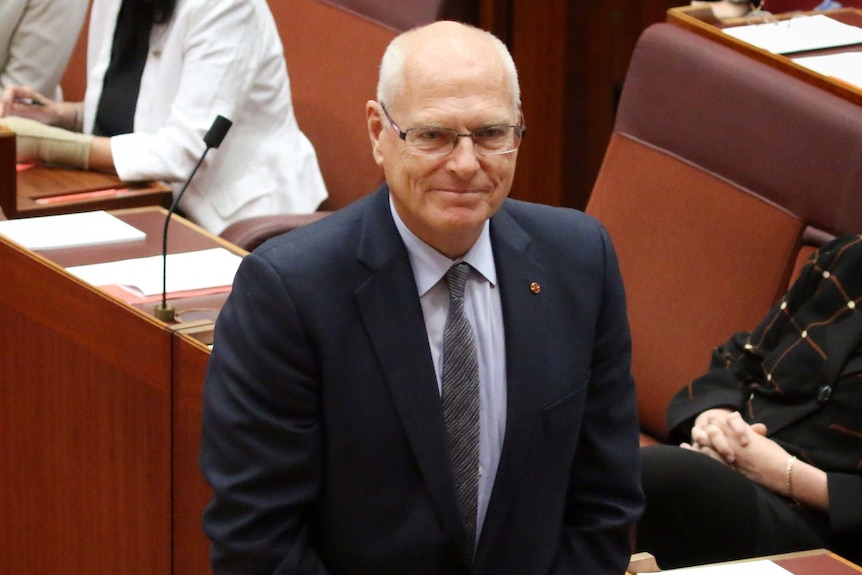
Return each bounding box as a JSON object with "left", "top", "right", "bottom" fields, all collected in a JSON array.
[{"left": 159, "top": 147, "right": 211, "bottom": 314}]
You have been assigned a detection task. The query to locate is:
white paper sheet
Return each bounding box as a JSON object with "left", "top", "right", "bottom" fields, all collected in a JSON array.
[
  {"left": 723, "top": 14, "right": 862, "bottom": 54},
  {"left": 659, "top": 559, "right": 794, "bottom": 574},
  {"left": 66, "top": 247, "right": 243, "bottom": 296},
  {"left": 0, "top": 210, "right": 146, "bottom": 250},
  {"left": 792, "top": 51, "right": 862, "bottom": 89}
]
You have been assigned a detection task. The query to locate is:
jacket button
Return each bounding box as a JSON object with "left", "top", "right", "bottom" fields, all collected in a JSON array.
[{"left": 817, "top": 385, "right": 832, "bottom": 403}]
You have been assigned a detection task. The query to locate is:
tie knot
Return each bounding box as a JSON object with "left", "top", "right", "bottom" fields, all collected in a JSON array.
[{"left": 445, "top": 262, "right": 471, "bottom": 300}]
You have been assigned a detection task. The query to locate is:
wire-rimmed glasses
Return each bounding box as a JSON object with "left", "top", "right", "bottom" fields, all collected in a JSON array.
[{"left": 380, "top": 103, "right": 525, "bottom": 157}]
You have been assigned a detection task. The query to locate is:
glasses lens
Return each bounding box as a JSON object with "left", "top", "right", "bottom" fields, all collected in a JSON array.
[
  {"left": 404, "top": 126, "right": 522, "bottom": 156},
  {"left": 473, "top": 126, "right": 520, "bottom": 154},
  {"left": 405, "top": 128, "right": 456, "bottom": 154}
]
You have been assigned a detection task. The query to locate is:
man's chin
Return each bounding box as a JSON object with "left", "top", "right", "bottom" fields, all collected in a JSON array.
[{"left": 436, "top": 205, "right": 492, "bottom": 230}]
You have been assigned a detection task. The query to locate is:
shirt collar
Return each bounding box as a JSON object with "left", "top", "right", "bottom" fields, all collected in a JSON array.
[{"left": 389, "top": 195, "right": 497, "bottom": 297}]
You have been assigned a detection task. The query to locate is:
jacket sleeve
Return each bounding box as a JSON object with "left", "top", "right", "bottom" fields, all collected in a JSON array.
[
  {"left": 665, "top": 330, "right": 754, "bottom": 445},
  {"left": 550, "top": 224, "right": 645, "bottom": 574},
  {"left": 200, "top": 251, "right": 330, "bottom": 575}
]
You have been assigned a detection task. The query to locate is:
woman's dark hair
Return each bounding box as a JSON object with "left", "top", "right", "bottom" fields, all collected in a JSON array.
[
  {"left": 130, "top": 0, "right": 177, "bottom": 28},
  {"left": 151, "top": 0, "right": 177, "bottom": 24}
]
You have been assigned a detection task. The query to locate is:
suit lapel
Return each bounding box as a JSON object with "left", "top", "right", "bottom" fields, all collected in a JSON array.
[
  {"left": 476, "top": 207, "right": 550, "bottom": 556},
  {"left": 353, "top": 189, "right": 464, "bottom": 540}
]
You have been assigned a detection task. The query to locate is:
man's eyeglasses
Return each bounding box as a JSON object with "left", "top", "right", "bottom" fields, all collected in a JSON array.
[{"left": 380, "top": 103, "right": 526, "bottom": 157}]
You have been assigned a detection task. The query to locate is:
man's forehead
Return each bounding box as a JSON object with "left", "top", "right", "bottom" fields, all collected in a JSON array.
[
  {"left": 399, "top": 51, "right": 510, "bottom": 103},
  {"left": 404, "top": 30, "right": 497, "bottom": 72},
  {"left": 405, "top": 60, "right": 507, "bottom": 92},
  {"left": 384, "top": 23, "right": 516, "bottom": 113}
]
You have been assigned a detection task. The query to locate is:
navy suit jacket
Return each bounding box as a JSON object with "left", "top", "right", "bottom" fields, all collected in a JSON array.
[{"left": 200, "top": 185, "right": 644, "bottom": 575}]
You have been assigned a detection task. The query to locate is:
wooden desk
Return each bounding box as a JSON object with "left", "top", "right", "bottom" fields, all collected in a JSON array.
[
  {"left": 629, "top": 549, "right": 862, "bottom": 574},
  {"left": 0, "top": 124, "right": 171, "bottom": 219},
  {"left": 667, "top": 6, "right": 862, "bottom": 107},
  {"left": 0, "top": 207, "right": 240, "bottom": 575},
  {"left": 626, "top": 549, "right": 862, "bottom": 575},
  {"left": 9, "top": 164, "right": 172, "bottom": 218},
  {"left": 773, "top": 550, "right": 862, "bottom": 574}
]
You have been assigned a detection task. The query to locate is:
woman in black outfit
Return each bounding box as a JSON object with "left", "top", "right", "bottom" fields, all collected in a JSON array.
[{"left": 637, "top": 234, "right": 862, "bottom": 569}]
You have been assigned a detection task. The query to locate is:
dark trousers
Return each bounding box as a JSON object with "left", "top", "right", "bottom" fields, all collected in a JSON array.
[{"left": 636, "top": 445, "right": 830, "bottom": 569}]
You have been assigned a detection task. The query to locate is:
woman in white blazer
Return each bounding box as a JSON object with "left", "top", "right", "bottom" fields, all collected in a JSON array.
[{"left": 0, "top": 0, "right": 327, "bottom": 235}]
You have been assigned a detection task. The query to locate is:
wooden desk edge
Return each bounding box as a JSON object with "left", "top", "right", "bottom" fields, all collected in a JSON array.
[
  {"left": 13, "top": 177, "right": 172, "bottom": 218},
  {"left": 666, "top": 6, "right": 862, "bottom": 108},
  {"left": 1, "top": 206, "right": 245, "bottom": 343}
]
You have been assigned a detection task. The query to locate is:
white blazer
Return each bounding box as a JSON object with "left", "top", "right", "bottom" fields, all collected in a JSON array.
[
  {"left": 0, "top": 0, "right": 88, "bottom": 98},
  {"left": 83, "top": 0, "right": 328, "bottom": 234}
]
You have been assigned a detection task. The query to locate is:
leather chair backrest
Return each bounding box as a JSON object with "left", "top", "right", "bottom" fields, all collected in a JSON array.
[
  {"left": 219, "top": 212, "right": 333, "bottom": 252},
  {"left": 271, "top": 0, "right": 393, "bottom": 209},
  {"left": 586, "top": 23, "right": 862, "bottom": 442},
  {"left": 320, "top": 0, "right": 476, "bottom": 32}
]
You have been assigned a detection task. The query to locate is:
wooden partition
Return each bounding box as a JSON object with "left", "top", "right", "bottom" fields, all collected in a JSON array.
[
  {"left": 0, "top": 230, "right": 174, "bottom": 575},
  {"left": 0, "top": 208, "right": 240, "bottom": 575},
  {"left": 0, "top": 126, "right": 14, "bottom": 218},
  {"left": 172, "top": 334, "right": 218, "bottom": 575}
]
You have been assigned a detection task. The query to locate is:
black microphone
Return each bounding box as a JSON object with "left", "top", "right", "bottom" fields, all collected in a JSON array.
[{"left": 154, "top": 115, "right": 233, "bottom": 322}]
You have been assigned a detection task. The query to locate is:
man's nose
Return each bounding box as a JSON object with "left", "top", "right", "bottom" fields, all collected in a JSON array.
[{"left": 446, "top": 135, "right": 481, "bottom": 174}]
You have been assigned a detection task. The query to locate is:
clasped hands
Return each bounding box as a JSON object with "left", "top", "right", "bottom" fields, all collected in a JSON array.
[{"left": 683, "top": 409, "right": 792, "bottom": 496}]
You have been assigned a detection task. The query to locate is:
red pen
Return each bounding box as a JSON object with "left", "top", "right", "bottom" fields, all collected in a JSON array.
[{"left": 34, "top": 187, "right": 131, "bottom": 205}]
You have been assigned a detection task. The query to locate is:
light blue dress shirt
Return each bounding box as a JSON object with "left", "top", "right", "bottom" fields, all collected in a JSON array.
[{"left": 390, "top": 197, "right": 507, "bottom": 541}]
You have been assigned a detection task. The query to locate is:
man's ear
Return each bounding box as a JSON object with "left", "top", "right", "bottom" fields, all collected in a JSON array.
[{"left": 367, "top": 101, "right": 385, "bottom": 166}]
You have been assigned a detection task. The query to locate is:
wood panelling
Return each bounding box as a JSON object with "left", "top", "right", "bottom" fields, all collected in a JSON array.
[
  {"left": 0, "top": 235, "right": 173, "bottom": 575},
  {"left": 480, "top": 0, "right": 687, "bottom": 209}
]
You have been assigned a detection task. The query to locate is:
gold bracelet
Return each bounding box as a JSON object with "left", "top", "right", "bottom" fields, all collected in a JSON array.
[{"left": 786, "top": 455, "right": 799, "bottom": 504}]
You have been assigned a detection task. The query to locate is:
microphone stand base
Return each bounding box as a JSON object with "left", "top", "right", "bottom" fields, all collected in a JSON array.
[{"left": 154, "top": 303, "right": 176, "bottom": 322}]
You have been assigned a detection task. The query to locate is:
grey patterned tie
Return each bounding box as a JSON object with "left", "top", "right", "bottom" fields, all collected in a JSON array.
[{"left": 441, "top": 262, "right": 480, "bottom": 557}]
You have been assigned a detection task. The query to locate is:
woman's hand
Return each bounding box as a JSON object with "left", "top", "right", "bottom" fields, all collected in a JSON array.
[
  {"left": 1, "top": 85, "right": 82, "bottom": 131},
  {"left": 683, "top": 409, "right": 829, "bottom": 510},
  {"left": 683, "top": 408, "right": 748, "bottom": 465}
]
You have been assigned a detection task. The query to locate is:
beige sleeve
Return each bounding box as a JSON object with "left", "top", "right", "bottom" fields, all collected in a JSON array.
[{"left": 1, "top": 115, "right": 93, "bottom": 169}]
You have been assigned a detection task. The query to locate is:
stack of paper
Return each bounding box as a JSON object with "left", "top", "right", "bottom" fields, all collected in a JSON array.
[
  {"left": 66, "top": 247, "right": 243, "bottom": 299},
  {"left": 792, "top": 52, "right": 862, "bottom": 89},
  {"left": 0, "top": 210, "right": 146, "bottom": 250},
  {"left": 723, "top": 14, "right": 862, "bottom": 54}
]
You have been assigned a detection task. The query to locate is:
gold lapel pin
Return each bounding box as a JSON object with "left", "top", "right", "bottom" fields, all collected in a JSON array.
[{"left": 530, "top": 282, "right": 541, "bottom": 294}]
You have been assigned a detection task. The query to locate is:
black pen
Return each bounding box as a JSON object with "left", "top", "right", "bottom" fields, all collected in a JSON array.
[{"left": 13, "top": 97, "right": 44, "bottom": 106}]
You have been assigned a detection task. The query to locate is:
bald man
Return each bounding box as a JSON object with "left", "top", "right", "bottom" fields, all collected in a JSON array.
[{"left": 200, "top": 21, "right": 643, "bottom": 575}]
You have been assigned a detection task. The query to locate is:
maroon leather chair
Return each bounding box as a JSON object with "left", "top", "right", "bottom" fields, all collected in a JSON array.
[
  {"left": 586, "top": 23, "right": 862, "bottom": 444},
  {"left": 219, "top": 212, "right": 333, "bottom": 252}
]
